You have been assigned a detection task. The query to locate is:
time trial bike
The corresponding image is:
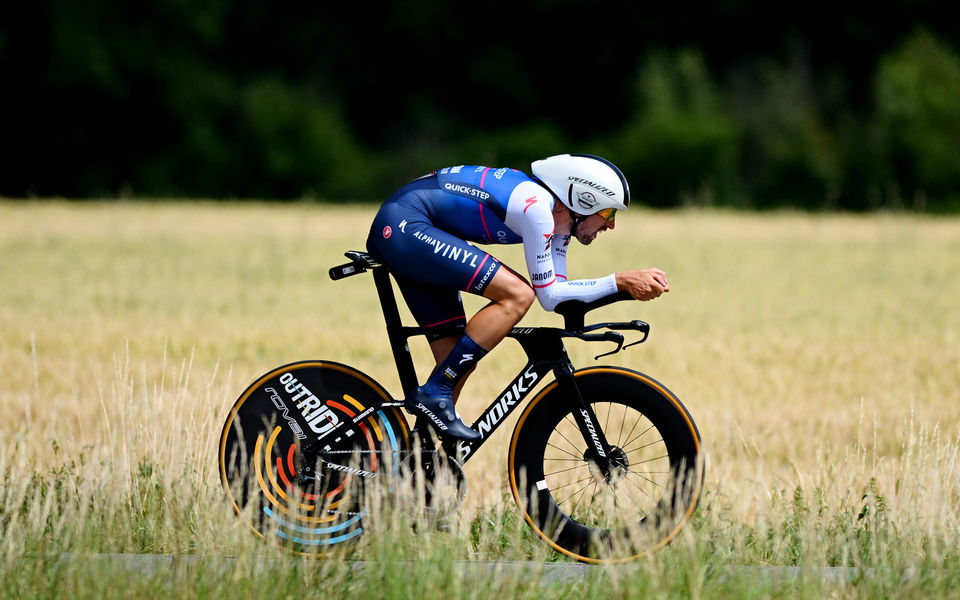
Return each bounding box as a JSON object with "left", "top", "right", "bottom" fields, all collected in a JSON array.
[{"left": 219, "top": 250, "right": 703, "bottom": 563}]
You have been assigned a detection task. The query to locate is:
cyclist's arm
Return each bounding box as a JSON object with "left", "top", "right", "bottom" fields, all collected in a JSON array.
[
  {"left": 504, "top": 182, "right": 617, "bottom": 312},
  {"left": 551, "top": 233, "right": 569, "bottom": 282}
]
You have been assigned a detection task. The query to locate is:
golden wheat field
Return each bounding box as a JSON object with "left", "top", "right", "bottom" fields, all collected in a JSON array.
[{"left": 2, "top": 199, "right": 960, "bottom": 596}]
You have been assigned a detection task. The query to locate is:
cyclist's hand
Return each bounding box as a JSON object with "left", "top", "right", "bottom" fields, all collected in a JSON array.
[{"left": 615, "top": 269, "right": 670, "bottom": 301}]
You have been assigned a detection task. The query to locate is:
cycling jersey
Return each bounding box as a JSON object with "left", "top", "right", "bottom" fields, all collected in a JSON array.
[{"left": 366, "top": 165, "right": 617, "bottom": 333}]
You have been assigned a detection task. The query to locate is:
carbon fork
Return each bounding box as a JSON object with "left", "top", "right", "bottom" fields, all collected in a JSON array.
[{"left": 551, "top": 362, "right": 617, "bottom": 472}]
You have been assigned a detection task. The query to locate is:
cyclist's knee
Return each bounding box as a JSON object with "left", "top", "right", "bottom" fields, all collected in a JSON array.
[
  {"left": 501, "top": 275, "right": 536, "bottom": 319},
  {"left": 516, "top": 281, "right": 536, "bottom": 312},
  {"left": 486, "top": 267, "right": 535, "bottom": 316}
]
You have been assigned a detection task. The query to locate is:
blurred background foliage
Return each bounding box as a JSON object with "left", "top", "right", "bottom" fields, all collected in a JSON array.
[{"left": 2, "top": 0, "right": 959, "bottom": 210}]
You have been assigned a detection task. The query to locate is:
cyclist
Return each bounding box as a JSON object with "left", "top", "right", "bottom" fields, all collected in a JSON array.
[{"left": 366, "top": 154, "right": 670, "bottom": 441}]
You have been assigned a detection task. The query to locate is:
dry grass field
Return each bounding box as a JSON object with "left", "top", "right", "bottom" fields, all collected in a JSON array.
[{"left": 2, "top": 199, "right": 959, "bottom": 597}]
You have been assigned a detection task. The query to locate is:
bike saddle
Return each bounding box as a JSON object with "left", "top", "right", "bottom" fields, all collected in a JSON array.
[
  {"left": 330, "top": 250, "right": 383, "bottom": 280},
  {"left": 344, "top": 250, "right": 381, "bottom": 268}
]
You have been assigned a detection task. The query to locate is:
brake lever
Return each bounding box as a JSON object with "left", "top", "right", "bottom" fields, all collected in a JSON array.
[
  {"left": 593, "top": 320, "right": 650, "bottom": 356},
  {"left": 568, "top": 319, "right": 650, "bottom": 359},
  {"left": 622, "top": 320, "right": 650, "bottom": 350},
  {"left": 594, "top": 331, "right": 625, "bottom": 360}
]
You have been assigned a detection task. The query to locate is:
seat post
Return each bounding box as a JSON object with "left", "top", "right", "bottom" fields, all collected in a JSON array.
[{"left": 371, "top": 267, "right": 420, "bottom": 398}]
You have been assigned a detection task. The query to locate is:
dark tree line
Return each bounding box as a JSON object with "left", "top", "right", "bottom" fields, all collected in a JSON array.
[{"left": 2, "top": 1, "right": 959, "bottom": 210}]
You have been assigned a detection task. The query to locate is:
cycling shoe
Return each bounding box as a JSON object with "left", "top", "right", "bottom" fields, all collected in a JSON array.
[{"left": 404, "top": 388, "right": 481, "bottom": 442}]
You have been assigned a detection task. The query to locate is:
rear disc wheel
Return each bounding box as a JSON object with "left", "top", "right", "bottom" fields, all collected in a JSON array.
[{"left": 219, "top": 361, "right": 411, "bottom": 555}]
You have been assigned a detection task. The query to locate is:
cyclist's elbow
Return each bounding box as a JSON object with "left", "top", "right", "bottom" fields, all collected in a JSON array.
[{"left": 536, "top": 289, "right": 559, "bottom": 312}]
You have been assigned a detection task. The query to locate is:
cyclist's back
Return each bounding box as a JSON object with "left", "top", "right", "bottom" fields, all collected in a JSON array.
[{"left": 390, "top": 166, "right": 530, "bottom": 245}]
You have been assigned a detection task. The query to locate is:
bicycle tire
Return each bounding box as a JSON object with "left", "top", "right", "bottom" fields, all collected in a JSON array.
[
  {"left": 219, "top": 360, "right": 411, "bottom": 555},
  {"left": 508, "top": 367, "right": 702, "bottom": 563}
]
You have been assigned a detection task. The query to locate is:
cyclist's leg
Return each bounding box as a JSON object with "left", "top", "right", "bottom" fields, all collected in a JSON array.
[
  {"left": 425, "top": 335, "right": 480, "bottom": 404},
  {"left": 391, "top": 278, "right": 473, "bottom": 401},
  {"left": 423, "top": 268, "right": 533, "bottom": 402},
  {"left": 367, "top": 209, "right": 534, "bottom": 439},
  {"left": 387, "top": 253, "right": 534, "bottom": 403},
  {"left": 369, "top": 206, "right": 533, "bottom": 346},
  {"left": 424, "top": 263, "right": 533, "bottom": 400},
  {"left": 464, "top": 263, "right": 535, "bottom": 349}
]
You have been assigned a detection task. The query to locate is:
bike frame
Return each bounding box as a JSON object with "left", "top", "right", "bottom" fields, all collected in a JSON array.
[{"left": 367, "top": 264, "right": 647, "bottom": 466}]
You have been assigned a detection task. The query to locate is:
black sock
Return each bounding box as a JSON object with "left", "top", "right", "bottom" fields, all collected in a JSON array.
[{"left": 420, "top": 333, "right": 488, "bottom": 398}]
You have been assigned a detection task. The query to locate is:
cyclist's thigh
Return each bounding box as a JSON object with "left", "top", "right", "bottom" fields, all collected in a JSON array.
[
  {"left": 368, "top": 202, "right": 501, "bottom": 296},
  {"left": 391, "top": 272, "right": 467, "bottom": 338},
  {"left": 367, "top": 201, "right": 499, "bottom": 337}
]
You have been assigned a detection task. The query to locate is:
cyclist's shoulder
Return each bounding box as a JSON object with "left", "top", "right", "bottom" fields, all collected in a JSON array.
[{"left": 504, "top": 176, "right": 555, "bottom": 219}]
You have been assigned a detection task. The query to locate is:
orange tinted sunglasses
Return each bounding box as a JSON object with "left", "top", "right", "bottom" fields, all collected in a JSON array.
[{"left": 597, "top": 207, "right": 617, "bottom": 221}]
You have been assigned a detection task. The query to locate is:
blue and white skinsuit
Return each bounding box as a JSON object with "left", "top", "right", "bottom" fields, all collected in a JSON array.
[{"left": 366, "top": 165, "right": 618, "bottom": 338}]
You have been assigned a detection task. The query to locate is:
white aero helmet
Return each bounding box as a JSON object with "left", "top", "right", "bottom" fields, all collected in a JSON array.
[{"left": 530, "top": 153, "right": 630, "bottom": 217}]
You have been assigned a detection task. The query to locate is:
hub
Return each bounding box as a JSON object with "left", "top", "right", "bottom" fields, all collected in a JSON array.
[{"left": 585, "top": 446, "right": 629, "bottom": 485}]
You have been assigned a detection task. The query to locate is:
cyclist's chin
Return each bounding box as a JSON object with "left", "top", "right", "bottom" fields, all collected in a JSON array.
[{"left": 575, "top": 231, "right": 598, "bottom": 245}]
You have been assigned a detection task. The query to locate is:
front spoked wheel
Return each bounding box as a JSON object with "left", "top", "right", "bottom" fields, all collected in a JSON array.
[{"left": 509, "top": 367, "right": 703, "bottom": 563}]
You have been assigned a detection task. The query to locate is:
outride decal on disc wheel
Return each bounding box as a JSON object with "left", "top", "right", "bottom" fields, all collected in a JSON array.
[{"left": 219, "top": 361, "right": 410, "bottom": 555}]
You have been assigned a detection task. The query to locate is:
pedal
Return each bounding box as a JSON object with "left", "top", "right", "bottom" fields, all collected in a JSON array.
[{"left": 294, "top": 463, "right": 319, "bottom": 486}]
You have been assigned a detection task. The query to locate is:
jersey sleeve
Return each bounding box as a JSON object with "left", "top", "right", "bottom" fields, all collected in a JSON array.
[{"left": 504, "top": 181, "right": 618, "bottom": 312}]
